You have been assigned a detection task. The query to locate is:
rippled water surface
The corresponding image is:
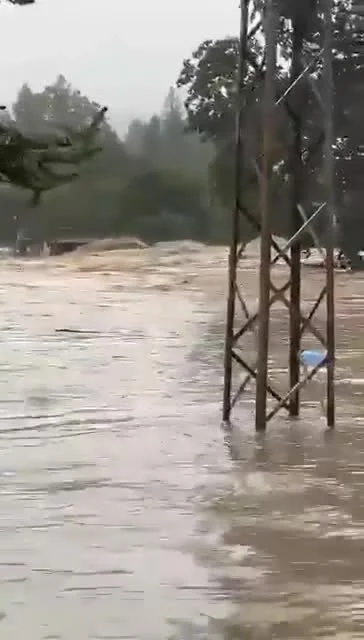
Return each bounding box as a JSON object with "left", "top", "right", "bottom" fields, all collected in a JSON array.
[{"left": 0, "top": 246, "right": 363, "bottom": 639}]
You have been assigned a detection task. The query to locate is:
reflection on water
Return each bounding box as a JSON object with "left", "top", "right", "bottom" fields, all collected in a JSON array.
[{"left": 0, "top": 247, "right": 363, "bottom": 639}]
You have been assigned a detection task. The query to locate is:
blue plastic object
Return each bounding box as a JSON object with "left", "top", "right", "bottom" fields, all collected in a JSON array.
[{"left": 300, "top": 350, "right": 327, "bottom": 368}]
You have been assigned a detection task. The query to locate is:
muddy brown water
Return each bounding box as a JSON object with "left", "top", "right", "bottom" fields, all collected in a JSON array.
[{"left": 0, "top": 245, "right": 363, "bottom": 639}]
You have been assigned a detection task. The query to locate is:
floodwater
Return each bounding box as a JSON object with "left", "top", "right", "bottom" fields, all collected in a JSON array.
[{"left": 0, "top": 244, "right": 363, "bottom": 639}]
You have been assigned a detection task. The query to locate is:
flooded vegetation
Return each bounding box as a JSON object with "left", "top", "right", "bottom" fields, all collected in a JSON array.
[{"left": 0, "top": 244, "right": 363, "bottom": 639}]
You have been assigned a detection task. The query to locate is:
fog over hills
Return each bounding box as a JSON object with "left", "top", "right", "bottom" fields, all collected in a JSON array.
[{"left": 0, "top": 0, "right": 239, "bottom": 133}]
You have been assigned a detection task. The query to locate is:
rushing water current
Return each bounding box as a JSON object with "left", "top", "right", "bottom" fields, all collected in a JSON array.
[{"left": 0, "top": 245, "right": 363, "bottom": 639}]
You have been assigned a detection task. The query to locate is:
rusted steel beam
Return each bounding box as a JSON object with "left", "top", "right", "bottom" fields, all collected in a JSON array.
[{"left": 222, "top": 0, "right": 251, "bottom": 423}]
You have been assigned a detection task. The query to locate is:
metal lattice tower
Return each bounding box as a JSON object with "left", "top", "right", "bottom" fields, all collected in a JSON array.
[{"left": 223, "top": 0, "right": 336, "bottom": 431}]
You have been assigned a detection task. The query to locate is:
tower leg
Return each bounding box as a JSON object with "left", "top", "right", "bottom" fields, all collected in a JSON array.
[
  {"left": 255, "top": 0, "right": 276, "bottom": 432},
  {"left": 289, "top": 242, "right": 301, "bottom": 416},
  {"left": 222, "top": 0, "right": 250, "bottom": 424},
  {"left": 289, "top": 27, "right": 303, "bottom": 417},
  {"left": 255, "top": 232, "right": 271, "bottom": 432},
  {"left": 223, "top": 243, "right": 238, "bottom": 423},
  {"left": 323, "top": 0, "right": 335, "bottom": 428}
]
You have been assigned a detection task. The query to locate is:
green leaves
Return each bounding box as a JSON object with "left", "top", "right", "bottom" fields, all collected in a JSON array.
[
  {"left": 176, "top": 0, "right": 358, "bottom": 247},
  {"left": 0, "top": 103, "right": 107, "bottom": 203},
  {"left": 0, "top": 76, "right": 111, "bottom": 203},
  {"left": 177, "top": 38, "right": 239, "bottom": 143}
]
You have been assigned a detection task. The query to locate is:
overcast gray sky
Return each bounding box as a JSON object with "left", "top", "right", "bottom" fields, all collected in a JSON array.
[{"left": 0, "top": 0, "right": 239, "bottom": 133}]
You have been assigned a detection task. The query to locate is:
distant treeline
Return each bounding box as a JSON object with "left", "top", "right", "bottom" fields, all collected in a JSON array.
[
  {"left": 1, "top": 0, "right": 362, "bottom": 251},
  {"left": 0, "top": 77, "right": 226, "bottom": 246}
]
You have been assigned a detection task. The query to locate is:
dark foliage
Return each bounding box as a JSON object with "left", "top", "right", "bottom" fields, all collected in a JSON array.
[
  {"left": 0, "top": 81, "right": 217, "bottom": 246},
  {"left": 177, "top": 0, "right": 362, "bottom": 249}
]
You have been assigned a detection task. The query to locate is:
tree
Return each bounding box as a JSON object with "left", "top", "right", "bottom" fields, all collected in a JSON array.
[
  {"left": 0, "top": 76, "right": 127, "bottom": 242},
  {"left": 12, "top": 83, "right": 46, "bottom": 133},
  {"left": 176, "top": 34, "right": 292, "bottom": 240},
  {"left": 176, "top": 1, "right": 343, "bottom": 146},
  {"left": 124, "top": 118, "right": 146, "bottom": 156},
  {"left": 16, "top": 77, "right": 129, "bottom": 233},
  {"left": 159, "top": 87, "right": 186, "bottom": 168},
  {"left": 162, "top": 87, "right": 184, "bottom": 134},
  {"left": 177, "top": 1, "right": 356, "bottom": 247},
  {"left": 117, "top": 167, "right": 211, "bottom": 242},
  {"left": 0, "top": 69, "right": 221, "bottom": 247},
  {"left": 141, "top": 115, "right": 162, "bottom": 162},
  {"left": 125, "top": 87, "right": 213, "bottom": 181},
  {"left": 177, "top": 38, "right": 240, "bottom": 144},
  {"left": 331, "top": 2, "right": 364, "bottom": 259},
  {"left": 122, "top": 89, "right": 218, "bottom": 242},
  {"left": 0, "top": 98, "right": 107, "bottom": 205}
]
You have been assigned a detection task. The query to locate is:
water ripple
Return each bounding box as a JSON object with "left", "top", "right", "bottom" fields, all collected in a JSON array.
[{"left": 0, "top": 252, "right": 363, "bottom": 639}]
